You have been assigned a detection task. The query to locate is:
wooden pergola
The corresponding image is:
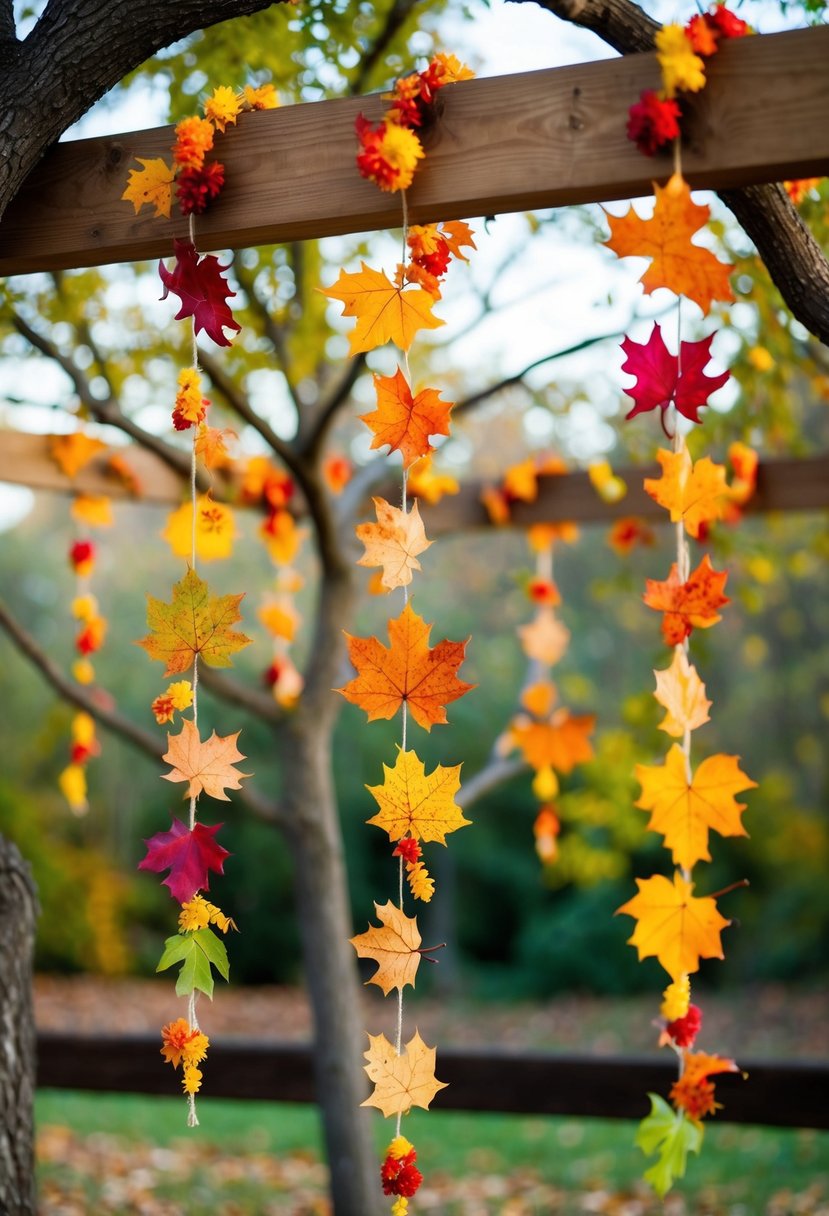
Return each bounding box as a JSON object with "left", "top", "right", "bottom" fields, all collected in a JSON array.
[{"left": 3, "top": 28, "right": 829, "bottom": 1123}]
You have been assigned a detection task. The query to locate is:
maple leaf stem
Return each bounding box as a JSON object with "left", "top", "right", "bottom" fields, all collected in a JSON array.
[
  {"left": 416, "top": 942, "right": 447, "bottom": 964},
  {"left": 660, "top": 406, "right": 676, "bottom": 443},
  {"left": 706, "top": 878, "right": 749, "bottom": 901}
]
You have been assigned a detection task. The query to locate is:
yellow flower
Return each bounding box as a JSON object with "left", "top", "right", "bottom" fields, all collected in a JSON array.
[
  {"left": 72, "top": 658, "right": 95, "bottom": 685},
  {"left": 241, "top": 84, "right": 279, "bottom": 111},
  {"left": 204, "top": 85, "right": 243, "bottom": 133},
  {"left": 58, "top": 764, "right": 88, "bottom": 815},
  {"left": 162, "top": 496, "right": 236, "bottom": 562},
  {"left": 182, "top": 1030, "right": 209, "bottom": 1067},
  {"left": 71, "top": 712, "right": 96, "bottom": 747},
  {"left": 71, "top": 594, "right": 98, "bottom": 622},
  {"left": 661, "top": 974, "right": 691, "bottom": 1021},
  {"left": 182, "top": 1064, "right": 203, "bottom": 1095},
  {"left": 178, "top": 896, "right": 212, "bottom": 933},
  {"left": 168, "top": 681, "right": 194, "bottom": 711},
  {"left": 656, "top": 24, "right": 706, "bottom": 97}
]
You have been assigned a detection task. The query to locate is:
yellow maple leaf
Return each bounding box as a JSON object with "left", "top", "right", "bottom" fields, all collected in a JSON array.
[
  {"left": 161, "top": 718, "right": 251, "bottom": 801},
  {"left": 49, "top": 432, "right": 107, "bottom": 479},
  {"left": 137, "top": 568, "right": 251, "bottom": 676},
  {"left": 362, "top": 1030, "right": 447, "bottom": 1118},
  {"left": 408, "top": 454, "right": 459, "bottom": 504},
  {"left": 635, "top": 743, "right": 755, "bottom": 870},
  {"left": 350, "top": 901, "right": 422, "bottom": 995},
  {"left": 121, "top": 157, "right": 176, "bottom": 219},
  {"left": 258, "top": 600, "right": 299, "bottom": 642},
  {"left": 71, "top": 494, "right": 113, "bottom": 527},
  {"left": 162, "top": 496, "right": 236, "bottom": 562},
  {"left": 644, "top": 447, "right": 729, "bottom": 539},
  {"left": 366, "top": 748, "right": 468, "bottom": 844},
  {"left": 321, "top": 263, "right": 443, "bottom": 354},
  {"left": 604, "top": 175, "right": 733, "bottom": 315},
  {"left": 356, "top": 497, "right": 432, "bottom": 589},
  {"left": 617, "top": 871, "right": 729, "bottom": 981},
  {"left": 653, "top": 649, "right": 711, "bottom": 737},
  {"left": 502, "top": 458, "right": 538, "bottom": 502},
  {"left": 361, "top": 369, "right": 453, "bottom": 470}
]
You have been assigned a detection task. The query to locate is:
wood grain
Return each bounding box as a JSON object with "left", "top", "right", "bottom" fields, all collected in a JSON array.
[{"left": 2, "top": 27, "right": 828, "bottom": 275}]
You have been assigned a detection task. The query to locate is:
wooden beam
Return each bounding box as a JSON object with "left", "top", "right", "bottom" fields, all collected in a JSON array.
[
  {"left": 2, "top": 27, "right": 828, "bottom": 276},
  {"left": 3, "top": 430, "right": 827, "bottom": 521},
  {"left": 36, "top": 1032, "right": 829, "bottom": 1129}
]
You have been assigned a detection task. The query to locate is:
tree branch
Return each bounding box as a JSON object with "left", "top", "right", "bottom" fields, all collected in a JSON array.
[
  {"left": 0, "top": 597, "right": 286, "bottom": 827},
  {"left": 518, "top": 0, "right": 829, "bottom": 346},
  {"left": 458, "top": 755, "right": 528, "bottom": 811},
  {"left": 0, "top": 0, "right": 16, "bottom": 53},
  {"left": 232, "top": 261, "right": 302, "bottom": 416},
  {"left": 302, "top": 353, "right": 367, "bottom": 459},
  {"left": 349, "top": 0, "right": 423, "bottom": 93},
  {"left": 197, "top": 663, "right": 286, "bottom": 725}
]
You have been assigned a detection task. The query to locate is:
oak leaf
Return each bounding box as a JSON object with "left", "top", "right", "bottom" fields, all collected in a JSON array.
[
  {"left": 617, "top": 871, "right": 729, "bottom": 981},
  {"left": 350, "top": 901, "right": 422, "bottom": 995},
  {"left": 643, "top": 554, "right": 730, "bottom": 646},
  {"left": 122, "top": 157, "right": 176, "bottom": 219},
  {"left": 644, "top": 447, "right": 729, "bottom": 538},
  {"left": 138, "top": 568, "right": 251, "bottom": 676},
  {"left": 161, "top": 719, "right": 251, "bottom": 801},
  {"left": 338, "top": 602, "right": 473, "bottom": 730},
  {"left": 653, "top": 650, "right": 711, "bottom": 737},
  {"left": 366, "top": 748, "right": 468, "bottom": 843},
  {"left": 604, "top": 175, "right": 733, "bottom": 314},
  {"left": 321, "top": 263, "right": 443, "bottom": 354},
  {"left": 356, "top": 497, "right": 432, "bottom": 589},
  {"left": 621, "top": 324, "right": 729, "bottom": 423},
  {"left": 159, "top": 238, "right": 241, "bottom": 347},
  {"left": 138, "top": 817, "right": 230, "bottom": 903},
  {"left": 362, "top": 1030, "right": 447, "bottom": 1117},
  {"left": 635, "top": 743, "right": 755, "bottom": 869},
  {"left": 361, "top": 369, "right": 453, "bottom": 469}
]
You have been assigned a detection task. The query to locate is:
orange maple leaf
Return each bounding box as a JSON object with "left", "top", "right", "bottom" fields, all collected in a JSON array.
[
  {"left": 338, "top": 602, "right": 473, "bottom": 731},
  {"left": 122, "top": 157, "right": 176, "bottom": 220},
  {"left": 508, "top": 708, "right": 595, "bottom": 774},
  {"left": 643, "top": 554, "right": 730, "bottom": 646},
  {"left": 362, "top": 1030, "right": 447, "bottom": 1117},
  {"left": 604, "top": 174, "right": 733, "bottom": 315},
  {"left": 161, "top": 718, "right": 251, "bottom": 801},
  {"left": 137, "top": 569, "right": 251, "bottom": 676},
  {"left": 617, "top": 871, "right": 729, "bottom": 981},
  {"left": 635, "top": 743, "right": 756, "bottom": 869},
  {"left": 361, "top": 369, "right": 453, "bottom": 470},
  {"left": 350, "top": 901, "right": 422, "bottom": 995},
  {"left": 644, "top": 448, "right": 729, "bottom": 538},
  {"left": 365, "top": 748, "right": 468, "bottom": 844},
  {"left": 356, "top": 497, "right": 432, "bottom": 589},
  {"left": 321, "top": 263, "right": 443, "bottom": 354},
  {"left": 671, "top": 1048, "right": 741, "bottom": 1122},
  {"left": 49, "top": 433, "right": 107, "bottom": 479}
]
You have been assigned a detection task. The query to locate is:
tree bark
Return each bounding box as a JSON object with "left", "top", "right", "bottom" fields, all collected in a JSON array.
[
  {"left": 0, "top": 838, "right": 38, "bottom": 1216},
  {"left": 278, "top": 557, "right": 382, "bottom": 1216}
]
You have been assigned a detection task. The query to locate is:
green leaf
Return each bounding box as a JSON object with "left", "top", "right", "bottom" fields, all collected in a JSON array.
[
  {"left": 155, "top": 928, "right": 229, "bottom": 999},
  {"left": 636, "top": 1093, "right": 703, "bottom": 1198}
]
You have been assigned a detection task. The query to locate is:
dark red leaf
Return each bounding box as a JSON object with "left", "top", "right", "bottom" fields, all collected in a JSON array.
[
  {"left": 158, "top": 238, "right": 241, "bottom": 347},
  {"left": 138, "top": 816, "right": 230, "bottom": 903},
  {"left": 621, "top": 323, "right": 730, "bottom": 424}
]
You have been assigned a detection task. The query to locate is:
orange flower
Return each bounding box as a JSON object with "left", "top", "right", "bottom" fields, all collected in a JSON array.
[
  {"left": 355, "top": 116, "right": 424, "bottom": 192},
  {"left": 172, "top": 116, "right": 215, "bottom": 171},
  {"left": 160, "top": 1018, "right": 209, "bottom": 1070},
  {"left": 173, "top": 367, "right": 209, "bottom": 430}
]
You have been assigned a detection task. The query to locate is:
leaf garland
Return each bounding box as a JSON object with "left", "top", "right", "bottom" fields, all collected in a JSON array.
[
  {"left": 342, "top": 53, "right": 474, "bottom": 1212},
  {"left": 124, "top": 88, "right": 260, "bottom": 1121},
  {"left": 611, "top": 31, "right": 755, "bottom": 1189}
]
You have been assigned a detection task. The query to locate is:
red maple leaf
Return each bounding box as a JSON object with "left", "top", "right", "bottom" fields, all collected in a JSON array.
[
  {"left": 138, "top": 817, "right": 230, "bottom": 903},
  {"left": 621, "top": 323, "right": 729, "bottom": 425},
  {"left": 159, "top": 238, "right": 241, "bottom": 347}
]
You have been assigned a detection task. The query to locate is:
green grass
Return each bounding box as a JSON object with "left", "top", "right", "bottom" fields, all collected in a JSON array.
[{"left": 36, "top": 1089, "right": 829, "bottom": 1213}]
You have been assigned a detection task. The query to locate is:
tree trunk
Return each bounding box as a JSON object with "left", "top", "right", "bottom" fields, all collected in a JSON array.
[{"left": 0, "top": 836, "right": 38, "bottom": 1216}]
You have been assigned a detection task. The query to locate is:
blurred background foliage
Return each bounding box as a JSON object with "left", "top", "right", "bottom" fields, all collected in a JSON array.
[{"left": 0, "top": 0, "right": 827, "bottom": 1000}]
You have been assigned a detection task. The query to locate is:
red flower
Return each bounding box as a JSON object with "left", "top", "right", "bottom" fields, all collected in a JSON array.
[
  {"left": 666, "top": 1003, "right": 702, "bottom": 1047},
  {"left": 381, "top": 1149, "right": 423, "bottom": 1198},
  {"left": 176, "top": 162, "right": 226, "bottom": 216},
  {"left": 627, "top": 90, "right": 682, "bottom": 156},
  {"left": 705, "top": 5, "right": 750, "bottom": 40},
  {"left": 69, "top": 539, "right": 95, "bottom": 570},
  {"left": 393, "top": 837, "right": 421, "bottom": 865}
]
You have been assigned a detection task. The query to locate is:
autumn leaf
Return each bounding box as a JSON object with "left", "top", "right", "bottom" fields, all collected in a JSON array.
[
  {"left": 156, "top": 926, "right": 229, "bottom": 998},
  {"left": 617, "top": 871, "right": 729, "bottom": 980},
  {"left": 138, "top": 817, "right": 230, "bottom": 903},
  {"left": 162, "top": 496, "right": 236, "bottom": 562},
  {"left": 362, "top": 1030, "right": 447, "bottom": 1117},
  {"left": 653, "top": 649, "right": 711, "bottom": 736},
  {"left": 350, "top": 901, "right": 422, "bottom": 995},
  {"left": 321, "top": 262, "right": 443, "bottom": 354},
  {"left": 604, "top": 174, "right": 733, "bottom": 314},
  {"left": 621, "top": 323, "right": 729, "bottom": 424},
  {"left": 635, "top": 743, "right": 755, "bottom": 869},
  {"left": 365, "top": 748, "right": 468, "bottom": 844},
  {"left": 508, "top": 708, "right": 595, "bottom": 774},
  {"left": 161, "top": 719, "right": 251, "bottom": 801},
  {"left": 159, "top": 238, "right": 241, "bottom": 347},
  {"left": 122, "top": 157, "right": 176, "bottom": 219},
  {"left": 137, "top": 568, "right": 251, "bottom": 676},
  {"left": 644, "top": 447, "right": 729, "bottom": 538},
  {"left": 361, "top": 369, "right": 453, "bottom": 469},
  {"left": 71, "top": 494, "right": 113, "bottom": 527},
  {"left": 644, "top": 554, "right": 730, "bottom": 646},
  {"left": 517, "top": 608, "right": 571, "bottom": 665},
  {"left": 194, "top": 425, "right": 235, "bottom": 469},
  {"left": 356, "top": 497, "right": 432, "bottom": 589},
  {"left": 49, "top": 433, "right": 106, "bottom": 479},
  {"left": 338, "top": 602, "right": 473, "bottom": 731}
]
